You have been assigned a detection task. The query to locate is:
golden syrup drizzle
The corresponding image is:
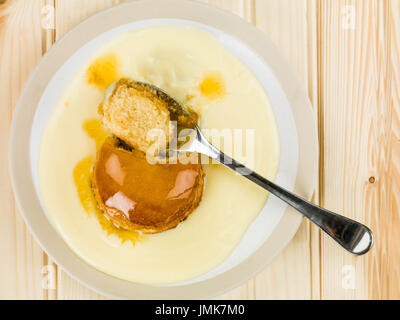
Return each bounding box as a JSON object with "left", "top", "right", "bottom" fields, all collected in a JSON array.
[
  {"left": 82, "top": 118, "right": 108, "bottom": 150},
  {"left": 86, "top": 53, "right": 121, "bottom": 91},
  {"left": 199, "top": 71, "right": 226, "bottom": 100},
  {"left": 72, "top": 119, "right": 143, "bottom": 245}
]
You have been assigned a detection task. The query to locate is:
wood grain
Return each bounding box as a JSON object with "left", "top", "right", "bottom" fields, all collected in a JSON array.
[
  {"left": 318, "top": 0, "right": 399, "bottom": 299},
  {"left": 0, "top": 0, "right": 46, "bottom": 299},
  {"left": 0, "top": 0, "right": 399, "bottom": 299},
  {"left": 387, "top": 0, "right": 400, "bottom": 299}
]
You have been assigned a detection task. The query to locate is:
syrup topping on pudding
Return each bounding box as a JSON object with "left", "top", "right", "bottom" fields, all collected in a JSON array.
[{"left": 92, "top": 140, "right": 204, "bottom": 233}]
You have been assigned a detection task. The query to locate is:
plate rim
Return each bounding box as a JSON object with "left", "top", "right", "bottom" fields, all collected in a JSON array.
[{"left": 9, "top": 0, "right": 318, "bottom": 299}]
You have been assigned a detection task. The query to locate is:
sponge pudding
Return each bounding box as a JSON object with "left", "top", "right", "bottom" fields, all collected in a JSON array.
[
  {"left": 93, "top": 76, "right": 204, "bottom": 234},
  {"left": 92, "top": 139, "right": 204, "bottom": 233}
]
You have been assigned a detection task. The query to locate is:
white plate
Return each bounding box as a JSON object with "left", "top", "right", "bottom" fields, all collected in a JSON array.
[{"left": 9, "top": 0, "right": 318, "bottom": 299}]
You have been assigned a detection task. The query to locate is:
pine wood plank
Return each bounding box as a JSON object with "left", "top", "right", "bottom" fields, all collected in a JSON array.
[
  {"left": 0, "top": 0, "right": 46, "bottom": 299},
  {"left": 318, "top": 0, "right": 373, "bottom": 300},
  {"left": 368, "top": 0, "right": 400, "bottom": 299},
  {"left": 318, "top": 0, "right": 400, "bottom": 299},
  {"left": 387, "top": 0, "right": 400, "bottom": 299}
]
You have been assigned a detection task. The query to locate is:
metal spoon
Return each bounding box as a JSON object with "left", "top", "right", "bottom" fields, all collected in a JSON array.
[{"left": 108, "top": 81, "right": 374, "bottom": 255}]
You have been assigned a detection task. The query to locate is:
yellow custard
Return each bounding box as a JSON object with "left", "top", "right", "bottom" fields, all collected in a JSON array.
[
  {"left": 199, "top": 71, "right": 226, "bottom": 100},
  {"left": 38, "top": 26, "right": 280, "bottom": 284}
]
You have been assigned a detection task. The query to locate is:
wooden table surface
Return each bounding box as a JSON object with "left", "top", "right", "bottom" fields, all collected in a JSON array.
[{"left": 0, "top": 0, "right": 399, "bottom": 300}]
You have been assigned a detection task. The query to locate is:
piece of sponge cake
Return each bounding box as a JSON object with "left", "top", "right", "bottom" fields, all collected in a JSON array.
[{"left": 100, "top": 78, "right": 171, "bottom": 154}]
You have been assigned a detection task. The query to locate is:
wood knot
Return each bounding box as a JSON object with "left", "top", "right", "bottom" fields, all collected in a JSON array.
[{"left": 369, "top": 176, "right": 375, "bottom": 184}]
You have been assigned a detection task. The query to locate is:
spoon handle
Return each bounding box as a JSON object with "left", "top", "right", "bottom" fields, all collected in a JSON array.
[{"left": 205, "top": 145, "right": 373, "bottom": 255}]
